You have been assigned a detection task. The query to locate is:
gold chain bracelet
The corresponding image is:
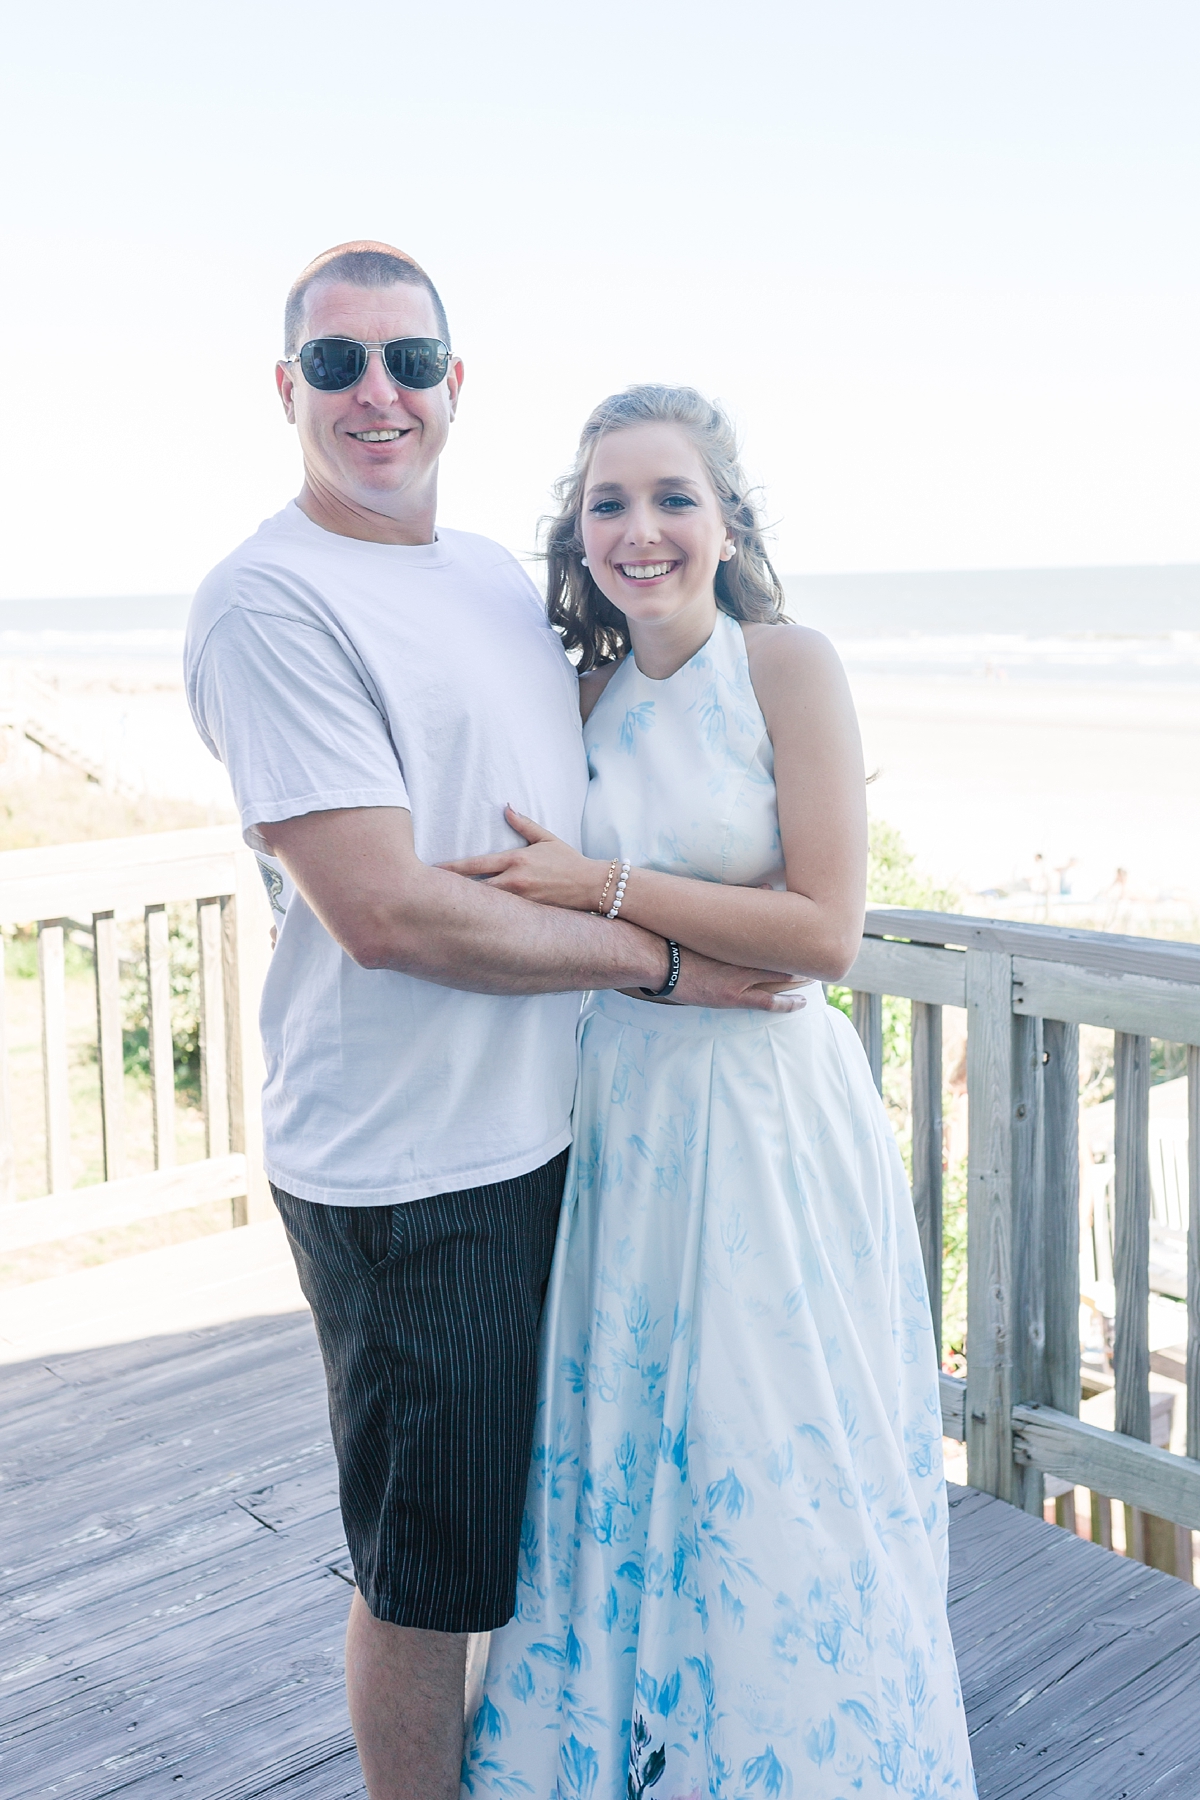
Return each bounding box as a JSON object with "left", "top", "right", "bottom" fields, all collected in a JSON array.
[{"left": 596, "top": 858, "right": 619, "bottom": 914}]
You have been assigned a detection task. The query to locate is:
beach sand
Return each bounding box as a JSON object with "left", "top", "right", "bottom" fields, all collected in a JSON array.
[
  {"left": 852, "top": 668, "right": 1200, "bottom": 907},
  {"left": 1, "top": 631, "right": 1197, "bottom": 917}
]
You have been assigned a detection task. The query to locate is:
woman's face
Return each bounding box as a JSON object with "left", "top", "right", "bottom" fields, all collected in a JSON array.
[{"left": 579, "top": 422, "right": 732, "bottom": 626}]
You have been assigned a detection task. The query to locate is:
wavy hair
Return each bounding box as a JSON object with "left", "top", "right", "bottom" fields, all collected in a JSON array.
[{"left": 543, "top": 385, "right": 787, "bottom": 671}]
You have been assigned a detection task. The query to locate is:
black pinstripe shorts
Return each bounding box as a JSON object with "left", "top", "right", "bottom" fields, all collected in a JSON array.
[{"left": 272, "top": 1150, "right": 568, "bottom": 1633}]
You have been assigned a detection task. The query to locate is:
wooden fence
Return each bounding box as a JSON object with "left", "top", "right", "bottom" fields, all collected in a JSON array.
[
  {"left": 0, "top": 826, "right": 273, "bottom": 1256},
  {"left": 846, "top": 907, "right": 1200, "bottom": 1574}
]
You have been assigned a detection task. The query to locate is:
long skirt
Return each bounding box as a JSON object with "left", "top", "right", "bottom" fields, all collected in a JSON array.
[{"left": 462, "top": 989, "right": 976, "bottom": 1800}]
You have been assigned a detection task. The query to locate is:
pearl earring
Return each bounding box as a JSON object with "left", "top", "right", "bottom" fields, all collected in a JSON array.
[{"left": 581, "top": 557, "right": 590, "bottom": 568}]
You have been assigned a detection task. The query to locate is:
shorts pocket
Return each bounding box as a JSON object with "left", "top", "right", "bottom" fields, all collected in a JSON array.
[{"left": 343, "top": 1203, "right": 400, "bottom": 1272}]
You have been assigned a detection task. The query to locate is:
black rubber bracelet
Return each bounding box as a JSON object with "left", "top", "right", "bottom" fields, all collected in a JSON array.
[{"left": 641, "top": 939, "right": 682, "bottom": 999}]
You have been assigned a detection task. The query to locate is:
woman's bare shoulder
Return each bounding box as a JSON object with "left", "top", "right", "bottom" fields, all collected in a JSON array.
[
  {"left": 577, "top": 656, "right": 627, "bottom": 724},
  {"left": 742, "top": 621, "right": 846, "bottom": 696}
]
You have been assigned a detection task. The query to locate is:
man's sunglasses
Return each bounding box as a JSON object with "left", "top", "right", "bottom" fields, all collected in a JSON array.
[{"left": 283, "top": 336, "right": 453, "bottom": 393}]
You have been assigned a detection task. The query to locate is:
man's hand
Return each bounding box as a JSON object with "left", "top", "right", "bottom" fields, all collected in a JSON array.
[
  {"left": 440, "top": 806, "right": 607, "bottom": 912},
  {"left": 667, "top": 948, "right": 810, "bottom": 1013}
]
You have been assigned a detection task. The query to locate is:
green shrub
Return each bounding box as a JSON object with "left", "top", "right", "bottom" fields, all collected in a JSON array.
[{"left": 940, "top": 1157, "right": 969, "bottom": 1371}]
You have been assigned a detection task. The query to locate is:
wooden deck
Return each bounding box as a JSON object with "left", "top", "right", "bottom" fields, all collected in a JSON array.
[{"left": 4, "top": 1311, "right": 1200, "bottom": 1799}]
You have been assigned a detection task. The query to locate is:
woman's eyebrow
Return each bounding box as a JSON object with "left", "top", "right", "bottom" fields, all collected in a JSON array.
[{"left": 585, "top": 475, "right": 703, "bottom": 496}]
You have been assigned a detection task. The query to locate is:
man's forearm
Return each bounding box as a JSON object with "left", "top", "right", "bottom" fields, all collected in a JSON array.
[
  {"left": 356, "top": 866, "right": 669, "bottom": 993},
  {"left": 267, "top": 813, "right": 667, "bottom": 994}
]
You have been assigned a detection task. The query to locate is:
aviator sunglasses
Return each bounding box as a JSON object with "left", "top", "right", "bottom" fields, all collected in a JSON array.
[{"left": 283, "top": 336, "right": 453, "bottom": 393}]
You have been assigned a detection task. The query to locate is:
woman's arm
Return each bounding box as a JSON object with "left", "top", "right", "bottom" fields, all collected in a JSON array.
[{"left": 442, "top": 627, "right": 867, "bottom": 984}]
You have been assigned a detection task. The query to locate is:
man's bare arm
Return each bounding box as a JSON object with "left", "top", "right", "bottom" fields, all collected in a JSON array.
[{"left": 259, "top": 807, "right": 804, "bottom": 1010}]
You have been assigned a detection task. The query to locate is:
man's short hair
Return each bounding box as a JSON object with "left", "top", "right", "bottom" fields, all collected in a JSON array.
[{"left": 284, "top": 242, "right": 451, "bottom": 355}]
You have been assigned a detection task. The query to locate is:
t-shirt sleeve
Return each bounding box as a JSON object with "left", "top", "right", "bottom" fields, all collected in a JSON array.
[{"left": 189, "top": 604, "right": 410, "bottom": 847}]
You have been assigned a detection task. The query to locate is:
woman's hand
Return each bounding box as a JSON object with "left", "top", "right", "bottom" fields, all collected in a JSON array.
[{"left": 440, "top": 807, "right": 614, "bottom": 913}]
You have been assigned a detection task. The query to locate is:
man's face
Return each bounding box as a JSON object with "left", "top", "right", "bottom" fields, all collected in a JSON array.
[{"left": 276, "top": 280, "right": 463, "bottom": 520}]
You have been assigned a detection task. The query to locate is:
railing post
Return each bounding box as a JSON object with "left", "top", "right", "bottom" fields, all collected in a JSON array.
[
  {"left": 911, "top": 1000, "right": 943, "bottom": 1361},
  {"left": 38, "top": 919, "right": 71, "bottom": 1195},
  {"left": 93, "top": 910, "right": 127, "bottom": 1181},
  {"left": 1010, "top": 1017, "right": 1082, "bottom": 1526},
  {"left": 964, "top": 948, "right": 1020, "bottom": 1503},
  {"left": 1111, "top": 1031, "right": 1182, "bottom": 1571},
  {"left": 197, "top": 898, "right": 230, "bottom": 1162},
  {"left": 852, "top": 990, "right": 883, "bottom": 1094}
]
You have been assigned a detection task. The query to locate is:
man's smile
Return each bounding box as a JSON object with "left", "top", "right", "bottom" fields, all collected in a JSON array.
[{"left": 348, "top": 428, "right": 408, "bottom": 442}]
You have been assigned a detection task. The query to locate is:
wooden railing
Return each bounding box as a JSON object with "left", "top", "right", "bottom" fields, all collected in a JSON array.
[
  {"left": 0, "top": 827, "right": 273, "bottom": 1256},
  {"left": 845, "top": 908, "right": 1200, "bottom": 1566},
  {"left": 4, "top": 842, "right": 1198, "bottom": 1565}
]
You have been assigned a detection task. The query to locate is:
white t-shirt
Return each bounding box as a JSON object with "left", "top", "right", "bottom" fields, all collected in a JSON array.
[{"left": 185, "top": 502, "right": 588, "bottom": 1205}]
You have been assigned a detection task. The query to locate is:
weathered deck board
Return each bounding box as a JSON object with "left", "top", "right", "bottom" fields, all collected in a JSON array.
[{"left": 5, "top": 1312, "right": 1200, "bottom": 1797}]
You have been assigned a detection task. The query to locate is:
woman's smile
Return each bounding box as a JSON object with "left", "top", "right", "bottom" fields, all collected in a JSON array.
[{"left": 614, "top": 558, "right": 681, "bottom": 586}]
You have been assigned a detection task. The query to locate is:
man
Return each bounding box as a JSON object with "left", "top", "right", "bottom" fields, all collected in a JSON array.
[{"left": 185, "top": 241, "right": 791, "bottom": 1800}]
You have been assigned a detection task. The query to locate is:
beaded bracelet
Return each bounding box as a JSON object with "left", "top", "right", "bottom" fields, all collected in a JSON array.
[
  {"left": 605, "top": 860, "right": 631, "bottom": 919},
  {"left": 595, "top": 858, "right": 619, "bottom": 915}
]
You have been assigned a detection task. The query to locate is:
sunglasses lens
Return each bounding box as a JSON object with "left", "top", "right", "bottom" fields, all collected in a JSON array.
[
  {"left": 384, "top": 338, "right": 449, "bottom": 389},
  {"left": 299, "top": 339, "right": 367, "bottom": 391}
]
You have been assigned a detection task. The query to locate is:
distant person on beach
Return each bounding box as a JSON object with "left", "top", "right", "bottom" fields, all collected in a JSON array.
[
  {"left": 444, "top": 387, "right": 976, "bottom": 1799},
  {"left": 184, "top": 243, "right": 794, "bottom": 1800}
]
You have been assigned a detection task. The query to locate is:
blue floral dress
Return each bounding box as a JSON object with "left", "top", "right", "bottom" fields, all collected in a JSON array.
[{"left": 462, "top": 613, "right": 975, "bottom": 1800}]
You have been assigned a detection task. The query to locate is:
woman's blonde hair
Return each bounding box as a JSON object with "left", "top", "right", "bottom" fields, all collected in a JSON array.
[{"left": 543, "top": 384, "right": 788, "bottom": 671}]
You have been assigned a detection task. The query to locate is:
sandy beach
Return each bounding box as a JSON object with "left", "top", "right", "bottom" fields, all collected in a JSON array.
[
  {"left": 0, "top": 616, "right": 1197, "bottom": 924},
  {"left": 844, "top": 640, "right": 1200, "bottom": 908}
]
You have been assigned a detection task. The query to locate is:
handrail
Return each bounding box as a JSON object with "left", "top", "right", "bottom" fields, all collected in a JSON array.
[
  {"left": 848, "top": 909, "right": 1200, "bottom": 1573},
  {"left": 865, "top": 906, "right": 1200, "bottom": 987}
]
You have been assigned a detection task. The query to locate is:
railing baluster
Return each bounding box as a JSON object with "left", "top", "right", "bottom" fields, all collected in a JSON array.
[
  {"left": 1184, "top": 1043, "right": 1200, "bottom": 1583},
  {"left": 38, "top": 919, "right": 71, "bottom": 1194},
  {"left": 220, "top": 895, "right": 246, "bottom": 1225},
  {"left": 1113, "top": 1032, "right": 1151, "bottom": 1447},
  {"left": 144, "top": 903, "right": 175, "bottom": 1170},
  {"left": 224, "top": 857, "right": 273, "bottom": 1224},
  {"left": 197, "top": 898, "right": 230, "bottom": 1162},
  {"left": 1043, "top": 1019, "right": 1082, "bottom": 1535},
  {"left": 964, "top": 948, "right": 1019, "bottom": 1504},
  {"left": 911, "top": 1000, "right": 943, "bottom": 1361},
  {"left": 1042, "top": 1019, "right": 1081, "bottom": 1420},
  {"left": 1012, "top": 1011, "right": 1046, "bottom": 1515},
  {"left": 92, "top": 910, "right": 127, "bottom": 1181},
  {"left": 852, "top": 990, "right": 883, "bottom": 1094},
  {"left": 0, "top": 931, "right": 15, "bottom": 1203},
  {"left": 1189, "top": 1042, "right": 1200, "bottom": 1466}
]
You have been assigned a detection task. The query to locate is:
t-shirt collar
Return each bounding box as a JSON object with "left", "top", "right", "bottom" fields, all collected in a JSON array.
[{"left": 284, "top": 499, "right": 453, "bottom": 567}]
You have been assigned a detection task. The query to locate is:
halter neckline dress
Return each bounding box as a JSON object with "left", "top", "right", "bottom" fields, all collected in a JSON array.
[{"left": 463, "top": 612, "right": 975, "bottom": 1800}]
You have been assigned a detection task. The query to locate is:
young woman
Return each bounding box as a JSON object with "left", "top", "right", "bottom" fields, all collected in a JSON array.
[{"left": 449, "top": 387, "right": 975, "bottom": 1800}]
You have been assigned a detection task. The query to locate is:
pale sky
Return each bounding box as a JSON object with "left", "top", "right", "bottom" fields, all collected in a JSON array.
[{"left": 1, "top": 0, "right": 1196, "bottom": 599}]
